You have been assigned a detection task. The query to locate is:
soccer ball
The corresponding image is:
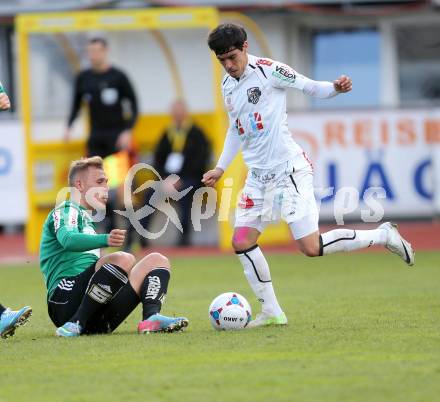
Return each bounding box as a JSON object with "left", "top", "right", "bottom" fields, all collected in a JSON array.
[{"left": 208, "top": 292, "right": 252, "bottom": 331}]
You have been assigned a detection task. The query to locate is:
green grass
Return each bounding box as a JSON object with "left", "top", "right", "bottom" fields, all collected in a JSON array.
[{"left": 1, "top": 251, "right": 440, "bottom": 402}]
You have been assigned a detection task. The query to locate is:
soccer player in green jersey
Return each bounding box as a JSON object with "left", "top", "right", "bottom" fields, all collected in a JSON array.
[
  {"left": 0, "top": 82, "right": 32, "bottom": 339},
  {"left": 40, "top": 156, "right": 188, "bottom": 336}
]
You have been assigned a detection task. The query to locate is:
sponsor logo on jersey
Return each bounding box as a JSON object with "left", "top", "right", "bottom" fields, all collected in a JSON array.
[
  {"left": 247, "top": 87, "right": 262, "bottom": 104},
  {"left": 272, "top": 64, "right": 296, "bottom": 83},
  {"left": 256, "top": 58, "right": 273, "bottom": 66},
  {"left": 68, "top": 207, "right": 78, "bottom": 227}
]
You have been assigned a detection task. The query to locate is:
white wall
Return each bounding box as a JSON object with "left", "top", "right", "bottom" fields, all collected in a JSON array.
[{"left": 0, "top": 121, "right": 27, "bottom": 224}]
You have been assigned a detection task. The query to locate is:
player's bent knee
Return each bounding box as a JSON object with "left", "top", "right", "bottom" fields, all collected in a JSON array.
[
  {"left": 141, "top": 252, "right": 170, "bottom": 270},
  {"left": 128, "top": 253, "right": 170, "bottom": 295},
  {"left": 106, "top": 251, "right": 136, "bottom": 272},
  {"left": 232, "top": 227, "right": 259, "bottom": 252},
  {"left": 299, "top": 244, "right": 320, "bottom": 257},
  {"left": 231, "top": 238, "right": 255, "bottom": 252}
]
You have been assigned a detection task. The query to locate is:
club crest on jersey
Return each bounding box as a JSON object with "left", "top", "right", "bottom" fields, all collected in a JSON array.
[{"left": 247, "top": 87, "right": 262, "bottom": 104}]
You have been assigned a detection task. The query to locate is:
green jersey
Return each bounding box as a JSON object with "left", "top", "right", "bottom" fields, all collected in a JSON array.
[{"left": 39, "top": 200, "right": 109, "bottom": 298}]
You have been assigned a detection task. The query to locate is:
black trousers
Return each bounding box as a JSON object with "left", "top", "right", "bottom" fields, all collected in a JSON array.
[
  {"left": 87, "top": 127, "right": 124, "bottom": 159},
  {"left": 48, "top": 264, "right": 140, "bottom": 334}
]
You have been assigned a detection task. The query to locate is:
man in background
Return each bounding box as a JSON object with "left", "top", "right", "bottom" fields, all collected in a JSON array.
[
  {"left": 126, "top": 99, "right": 211, "bottom": 249},
  {"left": 0, "top": 83, "right": 32, "bottom": 339},
  {"left": 64, "top": 37, "right": 138, "bottom": 157},
  {"left": 65, "top": 37, "right": 138, "bottom": 232}
]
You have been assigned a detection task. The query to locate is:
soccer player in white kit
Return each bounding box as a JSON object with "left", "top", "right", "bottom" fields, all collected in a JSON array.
[{"left": 202, "top": 24, "right": 415, "bottom": 328}]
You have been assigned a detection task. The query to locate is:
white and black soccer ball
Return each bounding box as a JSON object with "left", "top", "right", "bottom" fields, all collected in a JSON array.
[{"left": 208, "top": 292, "right": 252, "bottom": 331}]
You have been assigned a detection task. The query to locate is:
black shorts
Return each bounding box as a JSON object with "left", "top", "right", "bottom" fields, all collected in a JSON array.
[
  {"left": 48, "top": 263, "right": 95, "bottom": 327},
  {"left": 47, "top": 263, "right": 139, "bottom": 334},
  {"left": 47, "top": 263, "right": 115, "bottom": 334}
]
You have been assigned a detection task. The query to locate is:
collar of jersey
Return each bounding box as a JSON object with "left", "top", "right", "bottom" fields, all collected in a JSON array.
[
  {"left": 67, "top": 199, "right": 81, "bottom": 208},
  {"left": 232, "top": 54, "right": 258, "bottom": 82}
]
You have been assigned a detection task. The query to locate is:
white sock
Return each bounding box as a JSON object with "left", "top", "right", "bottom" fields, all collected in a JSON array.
[
  {"left": 320, "top": 228, "right": 387, "bottom": 255},
  {"left": 236, "top": 245, "right": 283, "bottom": 317}
]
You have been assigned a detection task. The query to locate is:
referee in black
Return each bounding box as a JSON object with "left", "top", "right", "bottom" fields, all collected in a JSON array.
[
  {"left": 65, "top": 37, "right": 138, "bottom": 233},
  {"left": 65, "top": 37, "right": 138, "bottom": 157}
]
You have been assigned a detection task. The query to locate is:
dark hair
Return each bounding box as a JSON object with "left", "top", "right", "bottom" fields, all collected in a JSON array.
[
  {"left": 88, "top": 37, "right": 108, "bottom": 48},
  {"left": 207, "top": 23, "right": 247, "bottom": 55}
]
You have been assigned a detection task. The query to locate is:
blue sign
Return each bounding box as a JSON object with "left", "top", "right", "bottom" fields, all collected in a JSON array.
[{"left": 0, "top": 147, "right": 12, "bottom": 175}]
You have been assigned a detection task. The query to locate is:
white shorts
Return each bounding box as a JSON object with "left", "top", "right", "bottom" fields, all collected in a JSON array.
[{"left": 235, "top": 153, "right": 319, "bottom": 240}]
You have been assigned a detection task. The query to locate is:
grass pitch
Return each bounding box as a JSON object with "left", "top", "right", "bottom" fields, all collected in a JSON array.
[{"left": 1, "top": 251, "right": 440, "bottom": 402}]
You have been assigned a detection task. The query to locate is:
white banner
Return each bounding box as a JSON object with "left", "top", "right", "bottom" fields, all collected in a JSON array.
[
  {"left": 1, "top": 110, "right": 438, "bottom": 225},
  {"left": 288, "top": 108, "right": 440, "bottom": 220},
  {"left": 0, "top": 121, "right": 27, "bottom": 224}
]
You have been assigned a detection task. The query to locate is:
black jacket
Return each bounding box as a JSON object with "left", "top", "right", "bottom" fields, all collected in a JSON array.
[
  {"left": 154, "top": 124, "right": 211, "bottom": 180},
  {"left": 67, "top": 66, "right": 138, "bottom": 131}
]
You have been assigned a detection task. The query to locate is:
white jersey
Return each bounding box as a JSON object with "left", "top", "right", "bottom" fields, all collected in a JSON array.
[{"left": 217, "top": 54, "right": 337, "bottom": 171}]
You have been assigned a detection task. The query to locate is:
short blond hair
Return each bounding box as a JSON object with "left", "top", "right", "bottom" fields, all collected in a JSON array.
[{"left": 68, "top": 156, "right": 104, "bottom": 186}]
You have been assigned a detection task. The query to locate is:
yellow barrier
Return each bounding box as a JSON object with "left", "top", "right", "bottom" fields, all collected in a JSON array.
[{"left": 17, "top": 8, "right": 224, "bottom": 253}]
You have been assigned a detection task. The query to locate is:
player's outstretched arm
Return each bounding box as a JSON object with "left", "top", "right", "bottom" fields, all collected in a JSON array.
[
  {"left": 301, "top": 74, "right": 352, "bottom": 99},
  {"left": 262, "top": 58, "right": 352, "bottom": 98},
  {"left": 302, "top": 74, "right": 352, "bottom": 98}
]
